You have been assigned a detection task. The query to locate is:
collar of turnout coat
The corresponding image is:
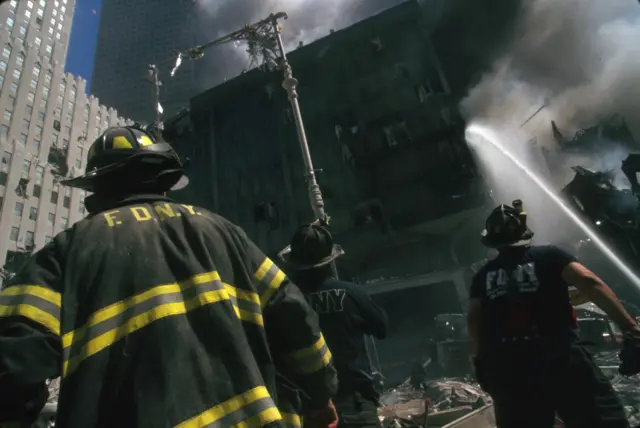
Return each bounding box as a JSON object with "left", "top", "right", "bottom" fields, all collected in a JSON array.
[{"left": 87, "top": 193, "right": 175, "bottom": 215}]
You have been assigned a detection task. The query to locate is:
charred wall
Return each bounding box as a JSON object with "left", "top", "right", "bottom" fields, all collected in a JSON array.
[{"left": 179, "top": 0, "right": 488, "bottom": 274}]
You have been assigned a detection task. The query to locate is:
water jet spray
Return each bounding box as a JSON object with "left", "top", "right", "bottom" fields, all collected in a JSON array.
[{"left": 466, "top": 122, "right": 640, "bottom": 291}]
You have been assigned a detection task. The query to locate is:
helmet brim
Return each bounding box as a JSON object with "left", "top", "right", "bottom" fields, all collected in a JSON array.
[{"left": 61, "top": 145, "right": 188, "bottom": 192}]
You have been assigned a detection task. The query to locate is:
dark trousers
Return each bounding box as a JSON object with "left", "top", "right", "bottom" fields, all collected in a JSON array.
[
  {"left": 333, "top": 390, "right": 381, "bottom": 428},
  {"left": 486, "top": 344, "right": 629, "bottom": 428}
]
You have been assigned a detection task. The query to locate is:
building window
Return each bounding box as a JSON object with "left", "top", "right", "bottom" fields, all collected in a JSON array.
[
  {"left": 22, "top": 119, "right": 30, "bottom": 131},
  {"left": 35, "top": 125, "right": 42, "bottom": 137},
  {"left": 50, "top": 189, "right": 58, "bottom": 204},
  {"left": 35, "top": 165, "right": 43, "bottom": 184},
  {"left": 60, "top": 217, "right": 68, "bottom": 230},
  {"left": 44, "top": 70, "right": 52, "bottom": 85},
  {"left": 16, "top": 54, "right": 24, "bottom": 69},
  {"left": 19, "top": 24, "right": 27, "bottom": 37},
  {"left": 0, "top": 172, "right": 5, "bottom": 186},
  {"left": 63, "top": 195, "right": 70, "bottom": 208},
  {"left": 32, "top": 184, "right": 41, "bottom": 198},
  {"left": 62, "top": 139, "right": 68, "bottom": 150},
  {"left": 9, "top": 227, "right": 19, "bottom": 242},
  {"left": 22, "top": 159, "right": 30, "bottom": 177},
  {"left": 12, "top": 69, "right": 21, "bottom": 80},
  {"left": 38, "top": 111, "right": 45, "bottom": 122},
  {"left": 48, "top": 213, "right": 54, "bottom": 227},
  {"left": 2, "top": 46, "right": 10, "bottom": 59},
  {"left": 45, "top": 235, "right": 52, "bottom": 244},
  {"left": 43, "top": 86, "right": 50, "bottom": 98},
  {"left": 75, "top": 157, "right": 81, "bottom": 168},
  {"left": 32, "top": 139, "right": 40, "bottom": 151},
  {"left": 0, "top": 125, "right": 8, "bottom": 141},
  {"left": 18, "top": 133, "right": 27, "bottom": 146},
  {"left": 3, "top": 110, "right": 11, "bottom": 122},
  {"left": 45, "top": 45, "right": 52, "bottom": 55},
  {"left": 30, "top": 79, "right": 37, "bottom": 89},
  {"left": 51, "top": 133, "right": 58, "bottom": 146},
  {"left": 6, "top": 17, "right": 14, "bottom": 30},
  {"left": 14, "top": 201, "right": 23, "bottom": 217},
  {"left": 35, "top": 37, "right": 41, "bottom": 47},
  {"left": 25, "top": 231, "right": 34, "bottom": 247},
  {"left": 27, "top": 92, "right": 35, "bottom": 104},
  {"left": 28, "top": 206, "right": 37, "bottom": 220},
  {"left": 25, "top": 105, "right": 33, "bottom": 117}
]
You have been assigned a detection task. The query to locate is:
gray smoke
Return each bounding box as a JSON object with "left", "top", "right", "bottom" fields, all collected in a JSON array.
[
  {"left": 192, "top": 0, "right": 406, "bottom": 90},
  {"left": 463, "top": 0, "right": 640, "bottom": 249},
  {"left": 462, "top": 0, "right": 640, "bottom": 143}
]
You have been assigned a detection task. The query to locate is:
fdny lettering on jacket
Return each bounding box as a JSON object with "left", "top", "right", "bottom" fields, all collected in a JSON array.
[
  {"left": 102, "top": 203, "right": 203, "bottom": 227},
  {"left": 485, "top": 262, "right": 539, "bottom": 299},
  {"left": 306, "top": 289, "right": 347, "bottom": 314}
]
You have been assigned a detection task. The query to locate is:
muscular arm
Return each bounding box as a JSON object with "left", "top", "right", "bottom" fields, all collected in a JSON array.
[{"left": 562, "top": 262, "right": 638, "bottom": 331}]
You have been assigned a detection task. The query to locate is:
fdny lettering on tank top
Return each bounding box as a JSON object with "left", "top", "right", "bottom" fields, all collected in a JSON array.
[
  {"left": 485, "top": 262, "right": 539, "bottom": 299},
  {"left": 306, "top": 289, "right": 347, "bottom": 314}
]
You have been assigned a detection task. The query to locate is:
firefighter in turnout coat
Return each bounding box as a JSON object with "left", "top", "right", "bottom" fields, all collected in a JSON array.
[{"left": 0, "top": 127, "right": 339, "bottom": 427}]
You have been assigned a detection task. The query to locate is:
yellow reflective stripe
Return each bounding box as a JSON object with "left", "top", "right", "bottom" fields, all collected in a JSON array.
[
  {"left": 281, "top": 412, "right": 302, "bottom": 427},
  {"left": 284, "top": 334, "right": 333, "bottom": 375},
  {"left": 112, "top": 135, "right": 133, "bottom": 149},
  {"left": 254, "top": 258, "right": 286, "bottom": 308},
  {"left": 0, "top": 285, "right": 61, "bottom": 335},
  {"left": 176, "top": 386, "right": 282, "bottom": 428},
  {"left": 62, "top": 271, "right": 222, "bottom": 349},
  {"left": 62, "top": 272, "right": 264, "bottom": 378}
]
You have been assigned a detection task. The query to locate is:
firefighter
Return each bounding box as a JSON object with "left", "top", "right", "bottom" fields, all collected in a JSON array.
[
  {"left": 283, "top": 223, "right": 388, "bottom": 428},
  {"left": 0, "top": 127, "right": 339, "bottom": 428},
  {"left": 468, "top": 200, "right": 640, "bottom": 428}
]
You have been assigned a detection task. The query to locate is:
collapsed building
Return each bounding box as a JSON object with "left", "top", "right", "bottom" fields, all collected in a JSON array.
[{"left": 541, "top": 117, "right": 640, "bottom": 304}]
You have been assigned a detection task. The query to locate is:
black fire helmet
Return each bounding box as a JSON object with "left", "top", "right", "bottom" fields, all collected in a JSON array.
[{"left": 61, "top": 126, "right": 189, "bottom": 194}]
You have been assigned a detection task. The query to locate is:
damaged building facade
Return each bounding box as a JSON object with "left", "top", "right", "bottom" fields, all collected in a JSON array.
[
  {"left": 171, "top": 0, "right": 492, "bottom": 382},
  {"left": 0, "top": 0, "right": 133, "bottom": 283}
]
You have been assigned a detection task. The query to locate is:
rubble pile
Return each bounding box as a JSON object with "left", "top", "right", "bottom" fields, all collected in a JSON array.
[
  {"left": 378, "top": 376, "right": 492, "bottom": 427},
  {"left": 593, "top": 351, "right": 640, "bottom": 425}
]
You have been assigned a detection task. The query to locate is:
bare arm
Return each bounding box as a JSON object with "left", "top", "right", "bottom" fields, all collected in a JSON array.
[
  {"left": 562, "top": 262, "right": 638, "bottom": 331},
  {"left": 467, "top": 298, "right": 482, "bottom": 357}
]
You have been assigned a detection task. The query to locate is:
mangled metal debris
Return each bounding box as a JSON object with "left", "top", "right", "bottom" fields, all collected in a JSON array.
[{"left": 379, "top": 376, "right": 493, "bottom": 427}]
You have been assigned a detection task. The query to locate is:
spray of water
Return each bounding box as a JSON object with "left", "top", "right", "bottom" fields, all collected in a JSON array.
[{"left": 466, "top": 122, "right": 640, "bottom": 290}]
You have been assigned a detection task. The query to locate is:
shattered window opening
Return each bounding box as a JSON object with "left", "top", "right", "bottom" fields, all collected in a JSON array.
[
  {"left": 15, "top": 178, "right": 28, "bottom": 197},
  {"left": 9, "top": 227, "right": 19, "bottom": 242}
]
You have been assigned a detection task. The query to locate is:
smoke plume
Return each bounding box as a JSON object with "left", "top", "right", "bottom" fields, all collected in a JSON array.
[
  {"left": 192, "top": 0, "right": 406, "bottom": 90},
  {"left": 463, "top": 0, "right": 640, "bottom": 251},
  {"left": 462, "top": 0, "right": 640, "bottom": 139}
]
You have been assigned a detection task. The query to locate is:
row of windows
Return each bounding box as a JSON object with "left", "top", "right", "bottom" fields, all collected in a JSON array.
[{"left": 6, "top": 0, "right": 68, "bottom": 43}]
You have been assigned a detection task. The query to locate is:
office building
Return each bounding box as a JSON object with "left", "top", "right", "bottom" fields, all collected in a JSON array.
[
  {"left": 91, "top": 1, "right": 197, "bottom": 123},
  {"left": 0, "top": 0, "right": 132, "bottom": 281}
]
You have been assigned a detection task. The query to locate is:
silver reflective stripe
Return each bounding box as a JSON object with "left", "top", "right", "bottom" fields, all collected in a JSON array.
[{"left": 207, "top": 397, "right": 277, "bottom": 428}]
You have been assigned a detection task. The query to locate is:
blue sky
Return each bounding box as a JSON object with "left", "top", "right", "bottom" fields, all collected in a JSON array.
[{"left": 65, "top": 0, "right": 101, "bottom": 92}]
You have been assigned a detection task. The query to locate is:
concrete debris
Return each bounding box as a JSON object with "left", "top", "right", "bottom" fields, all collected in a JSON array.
[
  {"left": 378, "top": 376, "right": 492, "bottom": 427},
  {"left": 593, "top": 351, "right": 640, "bottom": 426}
]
